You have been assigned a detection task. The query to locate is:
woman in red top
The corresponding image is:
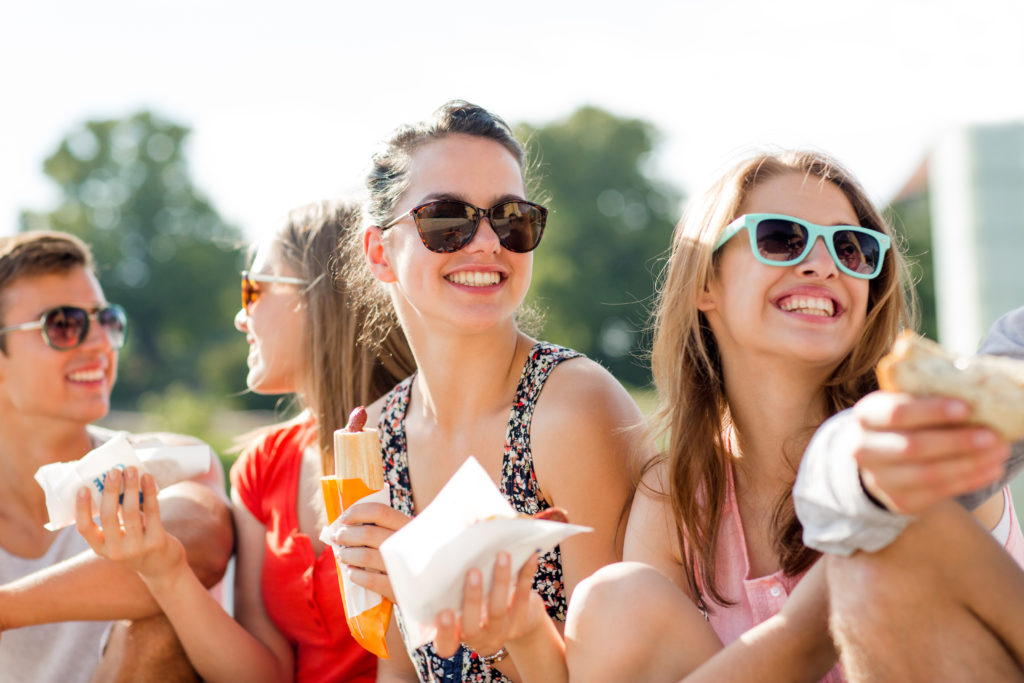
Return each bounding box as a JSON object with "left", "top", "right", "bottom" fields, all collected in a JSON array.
[{"left": 77, "top": 199, "right": 415, "bottom": 681}]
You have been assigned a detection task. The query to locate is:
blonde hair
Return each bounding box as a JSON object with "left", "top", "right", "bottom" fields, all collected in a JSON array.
[
  {"left": 267, "top": 199, "right": 415, "bottom": 475},
  {"left": 650, "top": 150, "right": 914, "bottom": 611}
]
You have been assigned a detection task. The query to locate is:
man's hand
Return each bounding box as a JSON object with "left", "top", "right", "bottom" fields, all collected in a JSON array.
[{"left": 853, "top": 392, "right": 1009, "bottom": 514}]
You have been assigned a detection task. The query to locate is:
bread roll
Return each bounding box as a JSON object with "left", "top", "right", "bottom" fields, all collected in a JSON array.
[{"left": 876, "top": 331, "right": 1024, "bottom": 441}]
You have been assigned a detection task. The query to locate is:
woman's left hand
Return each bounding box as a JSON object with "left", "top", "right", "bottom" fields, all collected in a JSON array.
[{"left": 433, "top": 551, "right": 548, "bottom": 660}]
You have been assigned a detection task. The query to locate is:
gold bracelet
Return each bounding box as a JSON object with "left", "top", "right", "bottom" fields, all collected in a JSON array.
[{"left": 478, "top": 646, "right": 509, "bottom": 665}]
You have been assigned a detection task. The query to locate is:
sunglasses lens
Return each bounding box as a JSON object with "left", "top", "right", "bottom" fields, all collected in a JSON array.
[
  {"left": 242, "top": 274, "right": 259, "bottom": 310},
  {"left": 43, "top": 307, "right": 90, "bottom": 349},
  {"left": 491, "top": 201, "right": 546, "bottom": 253},
  {"left": 755, "top": 219, "right": 808, "bottom": 262},
  {"left": 832, "top": 230, "right": 881, "bottom": 276},
  {"left": 412, "top": 201, "right": 479, "bottom": 253},
  {"left": 98, "top": 306, "right": 127, "bottom": 348}
]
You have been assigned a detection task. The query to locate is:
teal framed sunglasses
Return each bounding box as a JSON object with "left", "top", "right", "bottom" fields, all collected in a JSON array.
[{"left": 715, "top": 213, "right": 890, "bottom": 280}]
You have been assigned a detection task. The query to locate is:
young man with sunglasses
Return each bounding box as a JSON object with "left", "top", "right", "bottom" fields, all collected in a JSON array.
[
  {"left": 0, "top": 231, "right": 233, "bottom": 682},
  {"left": 794, "top": 306, "right": 1024, "bottom": 679}
]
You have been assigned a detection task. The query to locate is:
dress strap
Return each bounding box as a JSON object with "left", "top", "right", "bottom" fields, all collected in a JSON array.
[
  {"left": 499, "top": 343, "right": 582, "bottom": 512},
  {"left": 378, "top": 374, "right": 416, "bottom": 516}
]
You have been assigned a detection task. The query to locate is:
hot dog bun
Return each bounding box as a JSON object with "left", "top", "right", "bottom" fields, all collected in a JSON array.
[{"left": 876, "top": 331, "right": 1024, "bottom": 441}]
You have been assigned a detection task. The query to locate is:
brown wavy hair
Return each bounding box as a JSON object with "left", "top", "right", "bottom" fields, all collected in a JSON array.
[
  {"left": 265, "top": 199, "right": 416, "bottom": 475},
  {"left": 649, "top": 150, "right": 915, "bottom": 612}
]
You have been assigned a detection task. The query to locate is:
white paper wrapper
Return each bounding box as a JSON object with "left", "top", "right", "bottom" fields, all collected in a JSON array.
[
  {"left": 379, "top": 457, "right": 591, "bottom": 648},
  {"left": 34, "top": 433, "right": 212, "bottom": 530},
  {"left": 319, "top": 485, "right": 391, "bottom": 618}
]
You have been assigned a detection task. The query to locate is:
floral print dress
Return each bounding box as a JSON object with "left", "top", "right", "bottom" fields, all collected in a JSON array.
[{"left": 379, "top": 342, "right": 582, "bottom": 682}]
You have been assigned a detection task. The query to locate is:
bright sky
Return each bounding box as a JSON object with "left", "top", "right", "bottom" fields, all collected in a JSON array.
[{"left": 3, "top": 0, "right": 1023, "bottom": 242}]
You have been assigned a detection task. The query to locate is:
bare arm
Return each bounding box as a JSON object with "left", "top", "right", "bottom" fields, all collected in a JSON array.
[
  {"left": 375, "top": 618, "right": 418, "bottom": 682},
  {"left": 76, "top": 467, "right": 293, "bottom": 683},
  {"left": 0, "top": 450, "right": 232, "bottom": 629}
]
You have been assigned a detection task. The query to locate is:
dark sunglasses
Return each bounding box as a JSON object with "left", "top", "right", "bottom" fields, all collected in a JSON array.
[
  {"left": 241, "top": 271, "right": 308, "bottom": 312},
  {"left": 381, "top": 199, "right": 548, "bottom": 253},
  {"left": 0, "top": 304, "right": 127, "bottom": 351},
  {"left": 715, "top": 213, "right": 891, "bottom": 280}
]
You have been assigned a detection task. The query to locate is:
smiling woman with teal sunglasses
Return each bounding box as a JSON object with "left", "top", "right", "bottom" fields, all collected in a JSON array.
[{"left": 564, "top": 149, "right": 927, "bottom": 682}]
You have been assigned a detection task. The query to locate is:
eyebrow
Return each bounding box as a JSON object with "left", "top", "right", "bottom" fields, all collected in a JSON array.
[{"left": 417, "top": 192, "right": 527, "bottom": 207}]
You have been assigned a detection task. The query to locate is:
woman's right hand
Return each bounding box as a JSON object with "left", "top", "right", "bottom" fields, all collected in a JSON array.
[
  {"left": 75, "top": 466, "right": 187, "bottom": 587},
  {"left": 329, "top": 501, "right": 411, "bottom": 602}
]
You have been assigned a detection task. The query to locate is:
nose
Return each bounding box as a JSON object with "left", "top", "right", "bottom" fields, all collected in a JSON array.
[
  {"left": 465, "top": 216, "right": 502, "bottom": 254},
  {"left": 80, "top": 314, "right": 114, "bottom": 351},
  {"left": 798, "top": 237, "right": 838, "bottom": 279},
  {"left": 234, "top": 307, "right": 249, "bottom": 332}
]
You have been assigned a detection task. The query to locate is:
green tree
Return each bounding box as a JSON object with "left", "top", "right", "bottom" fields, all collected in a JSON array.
[
  {"left": 518, "top": 107, "right": 680, "bottom": 387},
  {"left": 19, "top": 112, "right": 257, "bottom": 409}
]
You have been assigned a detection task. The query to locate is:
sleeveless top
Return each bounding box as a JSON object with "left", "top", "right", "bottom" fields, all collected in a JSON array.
[{"left": 379, "top": 342, "right": 582, "bottom": 682}]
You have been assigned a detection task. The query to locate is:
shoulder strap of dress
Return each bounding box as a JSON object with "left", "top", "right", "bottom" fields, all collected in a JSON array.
[
  {"left": 512, "top": 342, "right": 583, "bottom": 420},
  {"left": 378, "top": 373, "right": 415, "bottom": 433}
]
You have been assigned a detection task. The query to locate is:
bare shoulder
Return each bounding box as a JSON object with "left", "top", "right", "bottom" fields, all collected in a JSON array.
[
  {"left": 532, "top": 355, "right": 649, "bottom": 452},
  {"left": 531, "top": 356, "right": 653, "bottom": 501}
]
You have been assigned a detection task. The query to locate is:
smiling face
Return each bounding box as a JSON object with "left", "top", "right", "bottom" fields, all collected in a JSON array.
[
  {"left": 0, "top": 266, "right": 118, "bottom": 425},
  {"left": 234, "top": 240, "right": 307, "bottom": 396},
  {"left": 699, "top": 171, "right": 871, "bottom": 371},
  {"left": 366, "top": 133, "right": 532, "bottom": 337}
]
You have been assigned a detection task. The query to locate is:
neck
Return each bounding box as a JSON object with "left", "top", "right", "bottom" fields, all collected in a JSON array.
[
  {"left": 402, "top": 317, "right": 531, "bottom": 429},
  {"left": 0, "top": 411, "right": 95, "bottom": 521},
  {"left": 721, "top": 353, "right": 832, "bottom": 497}
]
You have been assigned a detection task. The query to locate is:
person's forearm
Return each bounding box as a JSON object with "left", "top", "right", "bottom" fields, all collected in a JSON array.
[
  {"left": 0, "top": 551, "right": 162, "bottom": 628},
  {"left": 0, "top": 483, "right": 233, "bottom": 630},
  {"left": 681, "top": 613, "right": 835, "bottom": 683},
  {"left": 158, "top": 480, "right": 234, "bottom": 587},
  {"left": 142, "top": 564, "right": 291, "bottom": 683},
  {"left": 504, "top": 616, "right": 567, "bottom": 683}
]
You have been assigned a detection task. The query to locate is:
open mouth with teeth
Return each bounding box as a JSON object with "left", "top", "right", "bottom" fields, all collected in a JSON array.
[
  {"left": 776, "top": 295, "right": 839, "bottom": 318},
  {"left": 67, "top": 369, "right": 106, "bottom": 383},
  {"left": 446, "top": 271, "right": 502, "bottom": 287}
]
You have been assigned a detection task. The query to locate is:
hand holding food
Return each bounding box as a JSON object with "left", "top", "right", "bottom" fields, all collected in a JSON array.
[
  {"left": 877, "top": 331, "right": 1024, "bottom": 440},
  {"left": 319, "top": 406, "right": 393, "bottom": 658},
  {"left": 74, "top": 466, "right": 186, "bottom": 585}
]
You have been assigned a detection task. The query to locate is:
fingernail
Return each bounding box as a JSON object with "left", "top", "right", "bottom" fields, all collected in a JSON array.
[
  {"left": 78, "top": 487, "right": 91, "bottom": 500},
  {"left": 497, "top": 552, "right": 509, "bottom": 567},
  {"left": 974, "top": 430, "right": 997, "bottom": 447},
  {"left": 945, "top": 401, "right": 969, "bottom": 419},
  {"left": 468, "top": 570, "right": 481, "bottom": 587},
  {"left": 440, "top": 611, "right": 453, "bottom": 626}
]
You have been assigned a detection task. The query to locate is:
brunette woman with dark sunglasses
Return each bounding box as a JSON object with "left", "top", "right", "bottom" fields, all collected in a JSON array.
[
  {"left": 78, "top": 200, "right": 415, "bottom": 682},
  {"left": 562, "top": 151, "right": 1024, "bottom": 682},
  {"left": 332, "top": 101, "right": 650, "bottom": 683}
]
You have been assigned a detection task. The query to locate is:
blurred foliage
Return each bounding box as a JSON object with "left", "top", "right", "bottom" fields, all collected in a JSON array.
[
  {"left": 137, "top": 383, "right": 240, "bottom": 475},
  {"left": 518, "top": 107, "right": 681, "bottom": 387},
  {"left": 19, "top": 112, "right": 274, "bottom": 410},
  {"left": 888, "top": 189, "right": 938, "bottom": 339}
]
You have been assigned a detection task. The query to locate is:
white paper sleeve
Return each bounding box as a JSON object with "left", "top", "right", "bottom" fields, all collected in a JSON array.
[
  {"left": 34, "top": 433, "right": 212, "bottom": 530},
  {"left": 379, "top": 457, "right": 591, "bottom": 648}
]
